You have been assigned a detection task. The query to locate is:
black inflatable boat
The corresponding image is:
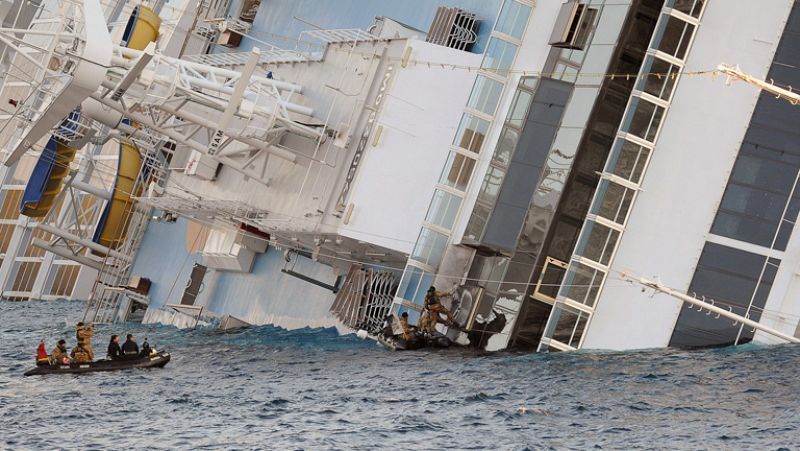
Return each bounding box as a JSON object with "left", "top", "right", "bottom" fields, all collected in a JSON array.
[
  {"left": 376, "top": 331, "right": 452, "bottom": 351},
  {"left": 24, "top": 351, "right": 171, "bottom": 376}
]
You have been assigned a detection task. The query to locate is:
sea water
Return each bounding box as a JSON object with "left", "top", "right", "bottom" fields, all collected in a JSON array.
[{"left": 1, "top": 300, "right": 798, "bottom": 450}]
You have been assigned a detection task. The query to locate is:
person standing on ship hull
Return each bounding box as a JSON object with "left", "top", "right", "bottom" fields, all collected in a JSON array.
[
  {"left": 75, "top": 322, "right": 95, "bottom": 361},
  {"left": 420, "top": 286, "right": 457, "bottom": 333}
]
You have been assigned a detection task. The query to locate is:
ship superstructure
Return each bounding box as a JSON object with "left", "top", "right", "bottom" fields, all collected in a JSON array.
[{"left": 1, "top": 0, "right": 799, "bottom": 352}]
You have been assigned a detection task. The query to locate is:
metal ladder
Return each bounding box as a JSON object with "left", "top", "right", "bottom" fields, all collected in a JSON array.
[{"left": 82, "top": 145, "right": 169, "bottom": 324}]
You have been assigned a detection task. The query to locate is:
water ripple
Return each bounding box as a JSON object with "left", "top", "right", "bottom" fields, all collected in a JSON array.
[{"left": 1, "top": 299, "right": 799, "bottom": 450}]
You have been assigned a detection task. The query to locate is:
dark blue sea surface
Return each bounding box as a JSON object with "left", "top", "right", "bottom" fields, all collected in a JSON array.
[{"left": 1, "top": 300, "right": 798, "bottom": 450}]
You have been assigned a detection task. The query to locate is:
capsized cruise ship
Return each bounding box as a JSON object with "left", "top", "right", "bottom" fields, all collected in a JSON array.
[{"left": 1, "top": 0, "right": 800, "bottom": 352}]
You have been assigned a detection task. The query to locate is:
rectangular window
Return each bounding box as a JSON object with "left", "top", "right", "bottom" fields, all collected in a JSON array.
[
  {"left": 398, "top": 266, "right": 423, "bottom": 301},
  {"left": 621, "top": 96, "right": 665, "bottom": 143},
  {"left": 637, "top": 55, "right": 679, "bottom": 101},
  {"left": 730, "top": 154, "right": 798, "bottom": 194},
  {"left": 464, "top": 203, "right": 491, "bottom": 242},
  {"left": 453, "top": 114, "right": 489, "bottom": 153},
  {"left": 651, "top": 14, "right": 695, "bottom": 60},
  {"left": 605, "top": 138, "right": 651, "bottom": 184},
  {"left": 670, "top": 242, "right": 777, "bottom": 348},
  {"left": 506, "top": 87, "right": 534, "bottom": 129},
  {"left": 712, "top": 211, "right": 782, "bottom": 249},
  {"left": 411, "top": 227, "right": 448, "bottom": 267},
  {"left": 491, "top": 127, "right": 520, "bottom": 167},
  {"left": 440, "top": 152, "right": 477, "bottom": 191},
  {"left": 467, "top": 75, "right": 504, "bottom": 116},
  {"left": 719, "top": 183, "right": 788, "bottom": 224},
  {"left": 426, "top": 189, "right": 461, "bottom": 229},
  {"left": 397, "top": 265, "right": 434, "bottom": 304},
  {"left": 482, "top": 37, "right": 518, "bottom": 77},
  {"left": 560, "top": 261, "right": 604, "bottom": 307},
  {"left": 575, "top": 220, "right": 620, "bottom": 266},
  {"left": 550, "top": 304, "right": 588, "bottom": 347},
  {"left": 549, "top": 1, "right": 597, "bottom": 50},
  {"left": 591, "top": 180, "right": 635, "bottom": 225},
  {"left": 495, "top": 0, "right": 531, "bottom": 39},
  {"left": 666, "top": 0, "right": 705, "bottom": 18},
  {"left": 477, "top": 165, "right": 506, "bottom": 205}
]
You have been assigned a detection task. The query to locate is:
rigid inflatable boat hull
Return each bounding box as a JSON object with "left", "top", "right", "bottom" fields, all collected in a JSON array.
[{"left": 24, "top": 351, "right": 170, "bottom": 376}]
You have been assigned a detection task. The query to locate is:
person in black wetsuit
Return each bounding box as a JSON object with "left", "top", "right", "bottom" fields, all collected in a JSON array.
[
  {"left": 121, "top": 334, "right": 139, "bottom": 359},
  {"left": 140, "top": 338, "right": 152, "bottom": 357},
  {"left": 107, "top": 335, "right": 122, "bottom": 360}
]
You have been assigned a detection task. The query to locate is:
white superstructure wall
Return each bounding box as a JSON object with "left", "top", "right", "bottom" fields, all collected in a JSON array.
[
  {"left": 341, "top": 41, "right": 481, "bottom": 254},
  {"left": 583, "top": 0, "right": 796, "bottom": 350}
]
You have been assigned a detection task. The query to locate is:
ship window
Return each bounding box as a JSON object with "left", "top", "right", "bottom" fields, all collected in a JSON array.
[
  {"left": 411, "top": 228, "right": 448, "bottom": 268},
  {"left": 495, "top": 0, "right": 531, "bottom": 39},
  {"left": 637, "top": 55, "right": 679, "bottom": 101},
  {"left": 477, "top": 165, "right": 506, "bottom": 205},
  {"left": 712, "top": 211, "right": 783, "bottom": 249},
  {"left": 665, "top": 0, "right": 705, "bottom": 18},
  {"left": 426, "top": 189, "right": 461, "bottom": 229},
  {"left": 492, "top": 127, "right": 520, "bottom": 167},
  {"left": 591, "top": 180, "right": 635, "bottom": 225},
  {"left": 605, "top": 138, "right": 650, "bottom": 184},
  {"left": 776, "top": 193, "right": 800, "bottom": 249},
  {"left": 506, "top": 88, "right": 534, "bottom": 129},
  {"left": 669, "top": 242, "right": 777, "bottom": 347},
  {"left": 560, "top": 261, "right": 604, "bottom": 307},
  {"left": 730, "top": 154, "right": 797, "bottom": 194},
  {"left": 549, "top": 1, "right": 598, "bottom": 50},
  {"left": 398, "top": 265, "right": 434, "bottom": 305},
  {"left": 482, "top": 37, "right": 518, "bottom": 77},
  {"left": 453, "top": 114, "right": 489, "bottom": 153},
  {"left": 464, "top": 203, "right": 491, "bottom": 242},
  {"left": 575, "top": 219, "right": 619, "bottom": 266},
  {"left": 720, "top": 184, "right": 788, "bottom": 224},
  {"left": 552, "top": 63, "right": 580, "bottom": 83},
  {"left": 550, "top": 304, "right": 588, "bottom": 347},
  {"left": 651, "top": 14, "right": 695, "bottom": 60},
  {"left": 620, "top": 96, "right": 664, "bottom": 143},
  {"left": 440, "top": 152, "right": 477, "bottom": 191},
  {"left": 467, "top": 75, "right": 504, "bottom": 116}
]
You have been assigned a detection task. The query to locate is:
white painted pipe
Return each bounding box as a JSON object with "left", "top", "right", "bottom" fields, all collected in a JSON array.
[
  {"left": 178, "top": 75, "right": 314, "bottom": 117},
  {"left": 114, "top": 46, "right": 303, "bottom": 93},
  {"left": 627, "top": 274, "right": 800, "bottom": 345},
  {"left": 81, "top": 98, "right": 122, "bottom": 128},
  {"left": 36, "top": 223, "right": 133, "bottom": 263},
  {"left": 68, "top": 179, "right": 112, "bottom": 200},
  {"left": 31, "top": 238, "right": 105, "bottom": 271},
  {"left": 157, "top": 104, "right": 298, "bottom": 163}
]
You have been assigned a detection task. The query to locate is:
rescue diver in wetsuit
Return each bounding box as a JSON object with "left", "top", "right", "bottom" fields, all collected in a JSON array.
[{"left": 420, "top": 286, "right": 457, "bottom": 333}]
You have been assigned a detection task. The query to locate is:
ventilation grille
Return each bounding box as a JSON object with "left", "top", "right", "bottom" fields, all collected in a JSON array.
[{"left": 426, "top": 6, "right": 479, "bottom": 52}]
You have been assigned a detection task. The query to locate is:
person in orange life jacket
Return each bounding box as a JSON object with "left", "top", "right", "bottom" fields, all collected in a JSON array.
[{"left": 36, "top": 340, "right": 49, "bottom": 366}]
